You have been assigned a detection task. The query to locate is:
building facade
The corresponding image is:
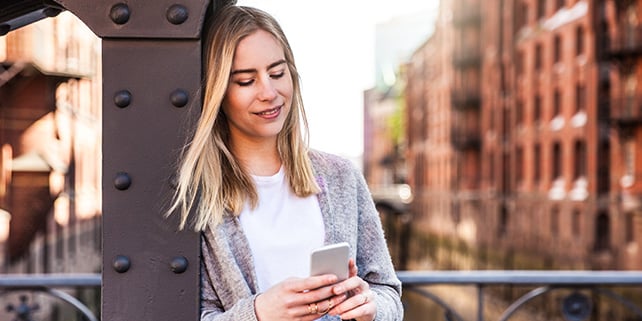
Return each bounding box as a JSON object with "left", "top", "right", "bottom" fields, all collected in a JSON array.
[
  {"left": 0, "top": 11, "right": 101, "bottom": 319},
  {"left": 404, "top": 0, "right": 641, "bottom": 271}
]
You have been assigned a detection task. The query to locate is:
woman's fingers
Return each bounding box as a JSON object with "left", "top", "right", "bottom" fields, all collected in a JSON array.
[
  {"left": 255, "top": 277, "right": 347, "bottom": 321},
  {"left": 348, "top": 258, "right": 358, "bottom": 277},
  {"left": 331, "top": 272, "right": 368, "bottom": 297},
  {"left": 288, "top": 274, "right": 338, "bottom": 293},
  {"left": 329, "top": 290, "right": 376, "bottom": 320}
]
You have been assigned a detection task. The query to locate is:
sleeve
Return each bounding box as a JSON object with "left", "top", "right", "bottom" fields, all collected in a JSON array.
[
  {"left": 200, "top": 234, "right": 259, "bottom": 321},
  {"left": 352, "top": 166, "right": 405, "bottom": 321}
]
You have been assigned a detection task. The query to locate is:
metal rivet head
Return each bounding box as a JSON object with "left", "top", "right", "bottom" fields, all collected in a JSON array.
[
  {"left": 114, "top": 90, "right": 132, "bottom": 108},
  {"left": 110, "top": 3, "right": 131, "bottom": 25},
  {"left": 166, "top": 4, "right": 189, "bottom": 25},
  {"left": 0, "top": 24, "right": 10, "bottom": 36},
  {"left": 114, "top": 172, "right": 132, "bottom": 190},
  {"left": 113, "top": 255, "right": 131, "bottom": 273},
  {"left": 562, "top": 292, "right": 592, "bottom": 321},
  {"left": 170, "top": 89, "right": 189, "bottom": 108},
  {"left": 170, "top": 256, "right": 189, "bottom": 274}
]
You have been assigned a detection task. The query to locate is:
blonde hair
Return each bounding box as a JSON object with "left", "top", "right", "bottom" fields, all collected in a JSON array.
[{"left": 169, "top": 5, "right": 320, "bottom": 231}]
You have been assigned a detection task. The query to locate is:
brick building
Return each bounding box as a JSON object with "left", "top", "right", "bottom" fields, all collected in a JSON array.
[
  {"left": 404, "top": 0, "right": 642, "bottom": 270},
  {"left": 0, "top": 11, "right": 101, "bottom": 319}
]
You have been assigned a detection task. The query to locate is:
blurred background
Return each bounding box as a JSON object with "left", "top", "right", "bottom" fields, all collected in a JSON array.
[{"left": 1, "top": 0, "right": 641, "bottom": 320}]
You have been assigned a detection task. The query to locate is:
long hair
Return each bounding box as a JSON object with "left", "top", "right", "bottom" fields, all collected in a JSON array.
[{"left": 169, "top": 5, "right": 320, "bottom": 231}]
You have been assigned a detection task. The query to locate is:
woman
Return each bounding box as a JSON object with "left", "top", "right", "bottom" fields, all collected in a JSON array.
[{"left": 169, "top": 5, "right": 403, "bottom": 321}]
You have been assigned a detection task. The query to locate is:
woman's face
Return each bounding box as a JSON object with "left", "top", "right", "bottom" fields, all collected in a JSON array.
[{"left": 222, "top": 29, "right": 293, "bottom": 146}]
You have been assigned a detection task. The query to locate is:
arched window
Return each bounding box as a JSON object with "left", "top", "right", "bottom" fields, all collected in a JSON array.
[
  {"left": 574, "top": 140, "right": 587, "bottom": 179},
  {"left": 552, "top": 142, "right": 562, "bottom": 179},
  {"left": 594, "top": 212, "right": 610, "bottom": 251},
  {"left": 576, "top": 25, "right": 585, "bottom": 56},
  {"left": 572, "top": 209, "right": 581, "bottom": 238},
  {"left": 554, "top": 35, "right": 562, "bottom": 63},
  {"left": 625, "top": 213, "right": 635, "bottom": 244},
  {"left": 498, "top": 205, "right": 509, "bottom": 237}
]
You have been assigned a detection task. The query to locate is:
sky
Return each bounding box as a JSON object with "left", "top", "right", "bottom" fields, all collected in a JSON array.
[{"left": 236, "top": 0, "right": 440, "bottom": 161}]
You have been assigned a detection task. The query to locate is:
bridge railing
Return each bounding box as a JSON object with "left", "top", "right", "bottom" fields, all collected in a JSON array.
[
  {"left": 397, "top": 270, "right": 642, "bottom": 321},
  {"left": 1, "top": 271, "right": 641, "bottom": 321},
  {"left": 0, "top": 273, "right": 101, "bottom": 321}
]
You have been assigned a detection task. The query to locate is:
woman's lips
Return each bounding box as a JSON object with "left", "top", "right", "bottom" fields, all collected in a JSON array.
[{"left": 254, "top": 105, "right": 282, "bottom": 119}]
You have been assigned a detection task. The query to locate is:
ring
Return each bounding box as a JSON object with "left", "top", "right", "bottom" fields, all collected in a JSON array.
[
  {"left": 316, "top": 299, "right": 333, "bottom": 315},
  {"left": 308, "top": 303, "right": 318, "bottom": 314}
]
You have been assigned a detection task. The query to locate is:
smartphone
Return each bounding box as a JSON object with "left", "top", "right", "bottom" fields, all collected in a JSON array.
[{"left": 309, "top": 242, "right": 350, "bottom": 281}]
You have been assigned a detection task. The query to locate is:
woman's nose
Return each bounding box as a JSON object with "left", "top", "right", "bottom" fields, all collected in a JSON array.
[{"left": 257, "top": 77, "right": 277, "bottom": 101}]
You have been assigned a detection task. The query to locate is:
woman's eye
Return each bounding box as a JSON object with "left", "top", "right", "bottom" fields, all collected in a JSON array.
[
  {"left": 236, "top": 79, "right": 254, "bottom": 86},
  {"left": 270, "top": 72, "right": 284, "bottom": 79}
]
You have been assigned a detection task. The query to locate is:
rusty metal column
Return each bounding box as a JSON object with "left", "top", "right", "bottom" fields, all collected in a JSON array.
[{"left": 55, "top": 1, "right": 213, "bottom": 320}]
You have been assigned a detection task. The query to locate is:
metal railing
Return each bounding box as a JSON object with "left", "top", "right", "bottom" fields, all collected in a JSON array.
[
  {"left": 1, "top": 271, "right": 641, "bottom": 321},
  {"left": 398, "top": 270, "right": 642, "bottom": 321},
  {"left": 0, "top": 273, "right": 101, "bottom": 321}
]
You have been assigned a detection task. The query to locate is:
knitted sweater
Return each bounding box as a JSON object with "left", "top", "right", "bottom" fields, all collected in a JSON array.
[{"left": 200, "top": 150, "right": 404, "bottom": 320}]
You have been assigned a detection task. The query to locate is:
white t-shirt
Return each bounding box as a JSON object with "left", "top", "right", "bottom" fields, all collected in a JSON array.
[{"left": 239, "top": 166, "right": 325, "bottom": 292}]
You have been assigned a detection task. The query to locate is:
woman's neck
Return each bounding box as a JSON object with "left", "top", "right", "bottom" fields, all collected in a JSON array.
[{"left": 230, "top": 139, "right": 282, "bottom": 176}]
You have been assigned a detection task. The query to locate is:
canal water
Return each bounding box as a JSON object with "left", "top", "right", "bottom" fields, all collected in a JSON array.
[{"left": 379, "top": 210, "right": 642, "bottom": 321}]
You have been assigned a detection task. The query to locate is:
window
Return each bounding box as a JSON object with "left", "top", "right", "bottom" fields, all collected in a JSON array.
[
  {"left": 537, "top": 0, "right": 546, "bottom": 20},
  {"left": 554, "top": 35, "right": 562, "bottom": 63},
  {"left": 553, "top": 142, "right": 562, "bottom": 178},
  {"left": 576, "top": 25, "right": 585, "bottom": 56},
  {"left": 553, "top": 89, "right": 562, "bottom": 118},
  {"left": 625, "top": 140, "right": 635, "bottom": 179},
  {"left": 556, "top": 0, "right": 565, "bottom": 11},
  {"left": 572, "top": 209, "right": 581, "bottom": 238},
  {"left": 594, "top": 212, "right": 610, "bottom": 251},
  {"left": 516, "top": 99, "right": 524, "bottom": 125},
  {"left": 625, "top": 213, "right": 634, "bottom": 243},
  {"left": 515, "top": 1, "right": 528, "bottom": 29},
  {"left": 574, "top": 140, "right": 587, "bottom": 179},
  {"left": 498, "top": 205, "right": 509, "bottom": 237},
  {"left": 575, "top": 84, "right": 586, "bottom": 112},
  {"left": 598, "top": 141, "right": 610, "bottom": 194}
]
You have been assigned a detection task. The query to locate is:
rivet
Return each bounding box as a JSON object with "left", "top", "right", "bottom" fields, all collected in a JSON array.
[
  {"left": 166, "top": 4, "right": 189, "bottom": 25},
  {"left": 562, "top": 292, "right": 592, "bottom": 321},
  {"left": 0, "top": 24, "right": 10, "bottom": 36},
  {"left": 113, "top": 255, "right": 131, "bottom": 273},
  {"left": 43, "top": 7, "right": 63, "bottom": 18},
  {"left": 110, "top": 3, "right": 131, "bottom": 25},
  {"left": 113, "top": 90, "right": 132, "bottom": 108},
  {"left": 114, "top": 172, "right": 132, "bottom": 190},
  {"left": 170, "top": 89, "right": 189, "bottom": 108},
  {"left": 170, "top": 256, "right": 189, "bottom": 274}
]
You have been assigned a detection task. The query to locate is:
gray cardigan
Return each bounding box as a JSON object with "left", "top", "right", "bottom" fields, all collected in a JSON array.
[{"left": 200, "top": 150, "right": 404, "bottom": 320}]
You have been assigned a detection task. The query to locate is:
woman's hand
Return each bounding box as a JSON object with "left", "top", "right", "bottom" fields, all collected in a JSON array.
[
  {"left": 254, "top": 274, "right": 349, "bottom": 321},
  {"left": 327, "top": 259, "right": 377, "bottom": 321}
]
